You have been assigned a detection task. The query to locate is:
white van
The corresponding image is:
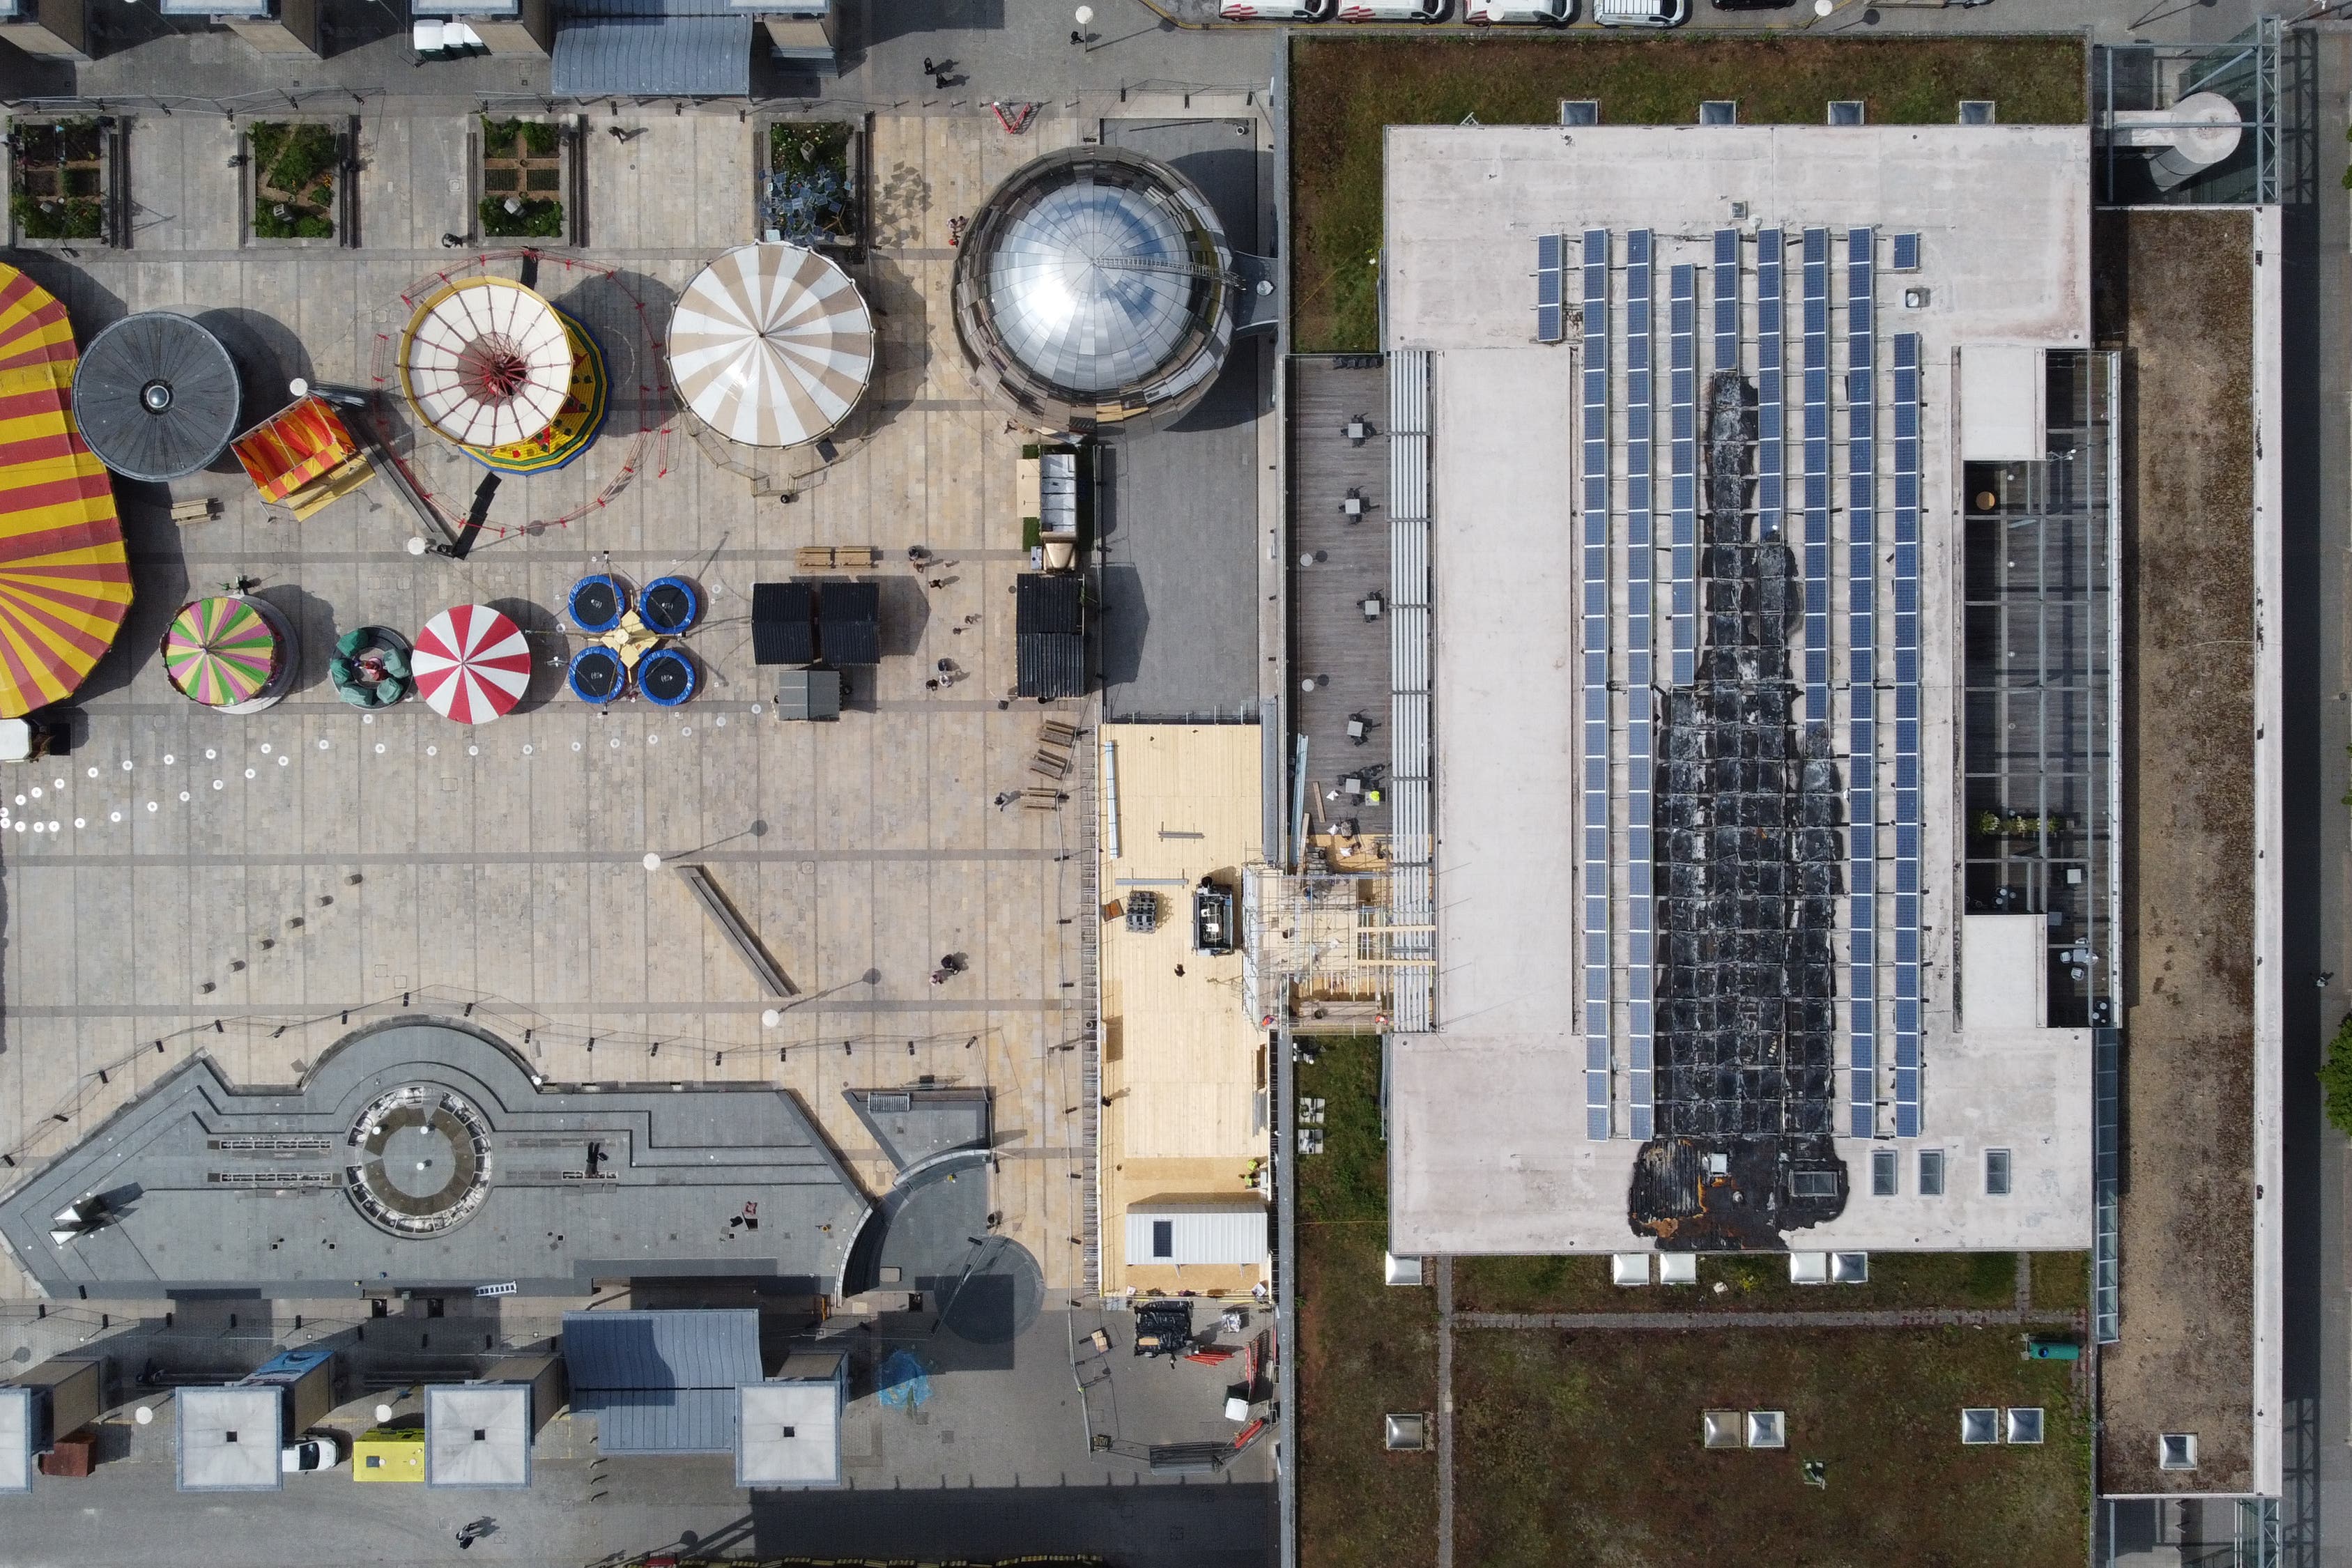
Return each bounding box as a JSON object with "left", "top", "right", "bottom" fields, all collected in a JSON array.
[
  {"left": 1220, "top": 0, "right": 1335, "bottom": 15},
  {"left": 1464, "top": 0, "right": 1572, "bottom": 20},
  {"left": 1592, "top": 0, "right": 1686, "bottom": 22},
  {"left": 1336, "top": 0, "right": 1449, "bottom": 19}
]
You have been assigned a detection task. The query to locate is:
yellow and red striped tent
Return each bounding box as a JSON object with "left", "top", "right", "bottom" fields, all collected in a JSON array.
[
  {"left": 0, "top": 266, "right": 129, "bottom": 717},
  {"left": 233, "top": 395, "right": 371, "bottom": 516}
]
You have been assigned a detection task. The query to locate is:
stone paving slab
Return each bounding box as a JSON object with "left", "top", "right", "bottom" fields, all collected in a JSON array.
[{"left": 0, "top": 110, "right": 1112, "bottom": 1302}]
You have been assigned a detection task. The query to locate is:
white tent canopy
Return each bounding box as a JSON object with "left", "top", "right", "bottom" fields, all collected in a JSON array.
[
  {"left": 670, "top": 243, "right": 874, "bottom": 449},
  {"left": 398, "top": 277, "right": 574, "bottom": 449},
  {"left": 176, "top": 1387, "right": 282, "bottom": 1493},
  {"left": 426, "top": 1384, "right": 532, "bottom": 1489}
]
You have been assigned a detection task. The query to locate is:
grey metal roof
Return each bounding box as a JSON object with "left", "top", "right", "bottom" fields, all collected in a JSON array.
[
  {"left": 552, "top": 0, "right": 750, "bottom": 99},
  {"left": 72, "top": 312, "right": 242, "bottom": 482},
  {"left": 0, "top": 1021, "right": 870, "bottom": 1299},
  {"left": 562, "top": 1309, "right": 762, "bottom": 1454},
  {"left": 176, "top": 1388, "right": 282, "bottom": 1493},
  {"left": 426, "top": 1385, "right": 532, "bottom": 1489}
]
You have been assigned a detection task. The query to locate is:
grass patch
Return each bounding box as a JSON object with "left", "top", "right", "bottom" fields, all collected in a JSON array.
[
  {"left": 248, "top": 121, "right": 336, "bottom": 241},
  {"left": 481, "top": 116, "right": 558, "bottom": 160},
  {"left": 1298, "top": 1034, "right": 1384, "bottom": 1224},
  {"left": 1291, "top": 34, "right": 2088, "bottom": 351},
  {"left": 1297, "top": 1034, "right": 1437, "bottom": 1568},
  {"left": 10, "top": 194, "right": 100, "bottom": 241},
  {"left": 2029, "top": 1251, "right": 2090, "bottom": 1312},
  {"left": 1456, "top": 1249, "right": 2022, "bottom": 1315},
  {"left": 2321, "top": 1010, "right": 2352, "bottom": 1135},
  {"left": 1454, "top": 1325, "right": 2089, "bottom": 1568}
]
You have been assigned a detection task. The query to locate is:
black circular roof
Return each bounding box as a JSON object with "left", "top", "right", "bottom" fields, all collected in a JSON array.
[{"left": 73, "top": 312, "right": 242, "bottom": 482}]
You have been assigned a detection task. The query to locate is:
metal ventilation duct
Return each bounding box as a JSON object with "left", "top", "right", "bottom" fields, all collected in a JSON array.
[{"left": 72, "top": 312, "right": 243, "bottom": 482}]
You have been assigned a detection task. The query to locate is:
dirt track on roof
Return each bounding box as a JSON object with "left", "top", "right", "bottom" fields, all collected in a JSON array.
[{"left": 2100, "top": 207, "right": 2258, "bottom": 1497}]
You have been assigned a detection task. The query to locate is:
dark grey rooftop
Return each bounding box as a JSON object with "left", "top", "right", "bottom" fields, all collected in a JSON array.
[
  {"left": 562, "top": 1308, "right": 762, "bottom": 1454},
  {"left": 0, "top": 1020, "right": 870, "bottom": 1300}
]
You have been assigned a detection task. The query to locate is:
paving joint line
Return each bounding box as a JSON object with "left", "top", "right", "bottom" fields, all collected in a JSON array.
[{"left": 1457, "top": 1308, "right": 2087, "bottom": 1331}]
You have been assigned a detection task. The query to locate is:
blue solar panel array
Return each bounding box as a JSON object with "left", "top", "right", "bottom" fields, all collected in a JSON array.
[
  {"left": 1892, "top": 330, "right": 1924, "bottom": 1137},
  {"left": 1537, "top": 232, "right": 1566, "bottom": 345},
  {"left": 1582, "top": 230, "right": 1613, "bottom": 1143},
  {"left": 1758, "top": 231, "right": 1785, "bottom": 542},
  {"left": 1668, "top": 261, "right": 1696, "bottom": 692},
  {"left": 1800, "top": 229, "right": 1831, "bottom": 730},
  {"left": 1711, "top": 229, "right": 1739, "bottom": 374},
  {"left": 1845, "top": 228, "right": 1877, "bottom": 1140},
  {"left": 1891, "top": 231, "right": 1921, "bottom": 273},
  {"left": 1626, "top": 233, "right": 1658, "bottom": 1140}
]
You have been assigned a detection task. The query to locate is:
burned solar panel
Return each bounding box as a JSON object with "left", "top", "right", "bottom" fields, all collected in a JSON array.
[{"left": 1631, "top": 367, "right": 1848, "bottom": 1249}]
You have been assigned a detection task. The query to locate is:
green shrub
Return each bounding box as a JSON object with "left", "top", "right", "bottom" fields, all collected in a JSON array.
[
  {"left": 252, "top": 204, "right": 332, "bottom": 240},
  {"left": 250, "top": 121, "right": 337, "bottom": 199},
  {"left": 2320, "top": 1013, "right": 2352, "bottom": 1136},
  {"left": 10, "top": 193, "right": 101, "bottom": 240},
  {"left": 479, "top": 195, "right": 564, "bottom": 240}
]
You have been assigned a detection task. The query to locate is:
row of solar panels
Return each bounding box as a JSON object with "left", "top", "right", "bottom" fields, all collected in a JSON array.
[
  {"left": 1536, "top": 229, "right": 1922, "bottom": 346},
  {"left": 1565, "top": 223, "right": 1928, "bottom": 1141}
]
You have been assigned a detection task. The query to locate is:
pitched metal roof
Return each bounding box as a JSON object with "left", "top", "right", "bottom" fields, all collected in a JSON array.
[
  {"left": 1015, "top": 575, "right": 1085, "bottom": 699},
  {"left": 552, "top": 0, "right": 751, "bottom": 100},
  {"left": 752, "top": 581, "right": 816, "bottom": 666},
  {"left": 817, "top": 580, "right": 881, "bottom": 667},
  {"left": 562, "top": 1309, "right": 763, "bottom": 1454}
]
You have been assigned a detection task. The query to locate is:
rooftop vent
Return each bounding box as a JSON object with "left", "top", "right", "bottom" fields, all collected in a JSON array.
[
  {"left": 1828, "top": 100, "right": 1866, "bottom": 126},
  {"left": 1560, "top": 99, "right": 1599, "bottom": 127},
  {"left": 1744, "top": 1411, "right": 1786, "bottom": 1450},
  {"left": 2006, "top": 1408, "right": 2045, "bottom": 1446},
  {"left": 2160, "top": 1433, "right": 2199, "bottom": 1470},
  {"left": 1383, "top": 1252, "right": 1425, "bottom": 1287},
  {"left": 1961, "top": 1408, "right": 1999, "bottom": 1446},
  {"left": 1960, "top": 100, "right": 1997, "bottom": 125},
  {"left": 1831, "top": 1251, "right": 1869, "bottom": 1284},
  {"left": 1699, "top": 100, "right": 1737, "bottom": 127},
  {"left": 1611, "top": 1252, "right": 1652, "bottom": 1287},
  {"left": 1702, "top": 1411, "right": 1742, "bottom": 1450}
]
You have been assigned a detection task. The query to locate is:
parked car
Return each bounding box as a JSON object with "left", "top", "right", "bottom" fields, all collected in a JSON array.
[
  {"left": 1464, "top": 0, "right": 1573, "bottom": 20},
  {"left": 281, "top": 1433, "right": 345, "bottom": 1473},
  {"left": 1593, "top": 0, "right": 1686, "bottom": 22},
  {"left": 1336, "top": 0, "right": 1449, "bottom": 19},
  {"left": 1219, "top": 0, "right": 1335, "bottom": 14}
]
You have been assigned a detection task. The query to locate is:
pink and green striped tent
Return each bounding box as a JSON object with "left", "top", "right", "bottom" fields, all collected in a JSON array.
[{"left": 161, "top": 596, "right": 277, "bottom": 707}]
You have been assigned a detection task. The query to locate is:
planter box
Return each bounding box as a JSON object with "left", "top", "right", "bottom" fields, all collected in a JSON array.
[
  {"left": 243, "top": 118, "right": 350, "bottom": 247},
  {"left": 9, "top": 116, "right": 122, "bottom": 249},
  {"left": 755, "top": 115, "right": 863, "bottom": 260},
  {"left": 475, "top": 114, "right": 575, "bottom": 246}
]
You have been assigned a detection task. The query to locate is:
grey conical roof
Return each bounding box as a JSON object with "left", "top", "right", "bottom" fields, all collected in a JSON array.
[{"left": 73, "top": 312, "right": 242, "bottom": 482}]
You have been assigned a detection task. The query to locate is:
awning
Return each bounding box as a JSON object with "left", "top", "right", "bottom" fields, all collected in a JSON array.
[{"left": 553, "top": 0, "right": 749, "bottom": 98}]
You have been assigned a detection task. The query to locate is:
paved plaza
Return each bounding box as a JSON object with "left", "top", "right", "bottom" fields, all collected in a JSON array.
[{"left": 0, "top": 104, "right": 1231, "bottom": 1304}]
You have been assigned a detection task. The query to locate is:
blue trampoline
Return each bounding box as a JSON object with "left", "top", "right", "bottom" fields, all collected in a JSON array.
[
  {"left": 567, "top": 645, "right": 627, "bottom": 704},
  {"left": 638, "top": 646, "right": 696, "bottom": 707},
  {"left": 567, "top": 573, "right": 627, "bottom": 633},
  {"left": 639, "top": 575, "right": 700, "bottom": 636}
]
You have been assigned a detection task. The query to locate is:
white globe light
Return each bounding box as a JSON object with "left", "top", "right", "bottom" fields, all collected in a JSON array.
[
  {"left": 761, "top": 1009, "right": 783, "bottom": 1029},
  {"left": 643, "top": 852, "right": 662, "bottom": 871}
]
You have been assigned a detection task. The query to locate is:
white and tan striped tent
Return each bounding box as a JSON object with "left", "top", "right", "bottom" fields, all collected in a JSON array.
[{"left": 668, "top": 243, "right": 875, "bottom": 449}]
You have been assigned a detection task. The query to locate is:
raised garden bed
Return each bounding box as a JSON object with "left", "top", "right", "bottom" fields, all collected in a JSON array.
[
  {"left": 478, "top": 116, "right": 567, "bottom": 241},
  {"left": 760, "top": 119, "right": 859, "bottom": 251},
  {"left": 247, "top": 121, "right": 338, "bottom": 243},
  {"left": 11, "top": 118, "right": 108, "bottom": 244}
]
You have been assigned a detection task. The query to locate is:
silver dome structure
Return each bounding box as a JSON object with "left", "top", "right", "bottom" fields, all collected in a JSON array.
[{"left": 953, "top": 147, "right": 1236, "bottom": 433}]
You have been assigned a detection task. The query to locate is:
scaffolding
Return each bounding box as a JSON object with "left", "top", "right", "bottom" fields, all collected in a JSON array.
[{"left": 1241, "top": 867, "right": 1428, "bottom": 1033}]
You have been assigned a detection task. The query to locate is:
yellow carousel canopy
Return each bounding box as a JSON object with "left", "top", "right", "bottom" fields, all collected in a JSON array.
[{"left": 0, "top": 267, "right": 130, "bottom": 717}]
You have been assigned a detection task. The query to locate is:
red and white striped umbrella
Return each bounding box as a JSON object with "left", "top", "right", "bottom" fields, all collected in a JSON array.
[{"left": 411, "top": 604, "right": 531, "bottom": 724}]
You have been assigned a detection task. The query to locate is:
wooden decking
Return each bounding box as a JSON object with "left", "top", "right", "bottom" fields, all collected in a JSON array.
[{"left": 1289, "top": 358, "right": 1393, "bottom": 844}]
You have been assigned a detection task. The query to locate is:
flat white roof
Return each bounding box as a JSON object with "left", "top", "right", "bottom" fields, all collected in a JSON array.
[
  {"left": 426, "top": 1385, "right": 532, "bottom": 1489},
  {"left": 1385, "top": 123, "right": 2094, "bottom": 1256},
  {"left": 735, "top": 1381, "right": 840, "bottom": 1489},
  {"left": 176, "top": 1387, "right": 282, "bottom": 1493}
]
